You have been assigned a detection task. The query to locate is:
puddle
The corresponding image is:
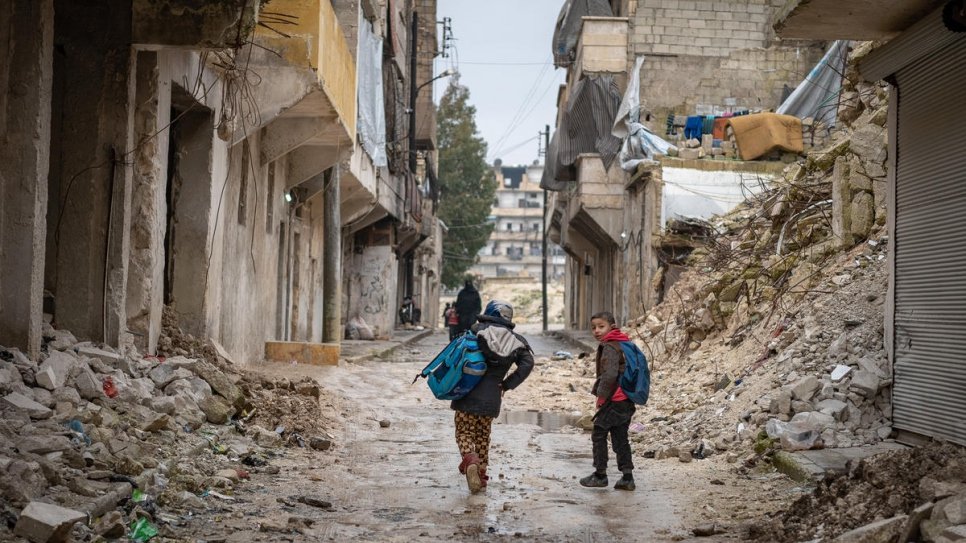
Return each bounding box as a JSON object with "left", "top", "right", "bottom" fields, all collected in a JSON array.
[{"left": 497, "top": 410, "right": 580, "bottom": 432}]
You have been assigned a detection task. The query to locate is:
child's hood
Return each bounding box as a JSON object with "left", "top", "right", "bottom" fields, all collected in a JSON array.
[{"left": 478, "top": 326, "right": 527, "bottom": 358}]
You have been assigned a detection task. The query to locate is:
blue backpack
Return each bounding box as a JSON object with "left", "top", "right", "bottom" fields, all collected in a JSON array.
[
  {"left": 611, "top": 341, "right": 651, "bottom": 405},
  {"left": 413, "top": 332, "right": 487, "bottom": 400}
]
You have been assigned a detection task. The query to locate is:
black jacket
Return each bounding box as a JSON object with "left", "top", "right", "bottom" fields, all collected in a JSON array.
[
  {"left": 451, "top": 315, "right": 534, "bottom": 418},
  {"left": 454, "top": 286, "right": 482, "bottom": 330}
]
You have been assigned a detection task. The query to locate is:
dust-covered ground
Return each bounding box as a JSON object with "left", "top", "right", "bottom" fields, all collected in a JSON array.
[{"left": 156, "top": 329, "right": 804, "bottom": 542}]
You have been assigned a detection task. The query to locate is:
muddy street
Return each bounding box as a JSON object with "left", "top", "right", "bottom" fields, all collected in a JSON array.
[{"left": 161, "top": 329, "right": 793, "bottom": 542}]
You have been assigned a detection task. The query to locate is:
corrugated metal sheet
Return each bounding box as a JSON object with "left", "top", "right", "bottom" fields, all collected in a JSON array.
[
  {"left": 861, "top": 4, "right": 960, "bottom": 81},
  {"left": 892, "top": 34, "right": 966, "bottom": 445}
]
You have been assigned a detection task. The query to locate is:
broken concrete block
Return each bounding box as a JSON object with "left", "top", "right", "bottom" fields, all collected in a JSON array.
[
  {"left": 769, "top": 390, "right": 793, "bottom": 415},
  {"left": 831, "top": 514, "right": 906, "bottom": 543},
  {"left": 70, "top": 365, "right": 102, "bottom": 401},
  {"left": 250, "top": 425, "right": 283, "bottom": 448},
  {"left": 831, "top": 365, "right": 853, "bottom": 382},
  {"left": 2, "top": 392, "right": 53, "bottom": 420},
  {"left": 198, "top": 395, "right": 233, "bottom": 424},
  {"left": 148, "top": 396, "right": 177, "bottom": 415},
  {"left": 942, "top": 524, "right": 966, "bottom": 541},
  {"left": 828, "top": 333, "right": 849, "bottom": 360},
  {"left": 17, "top": 435, "right": 73, "bottom": 455},
  {"left": 14, "top": 501, "right": 87, "bottom": 543},
  {"left": 791, "top": 376, "right": 821, "bottom": 401},
  {"left": 943, "top": 497, "right": 966, "bottom": 525},
  {"left": 816, "top": 399, "right": 848, "bottom": 421},
  {"left": 921, "top": 519, "right": 953, "bottom": 542},
  {"left": 190, "top": 361, "right": 244, "bottom": 407},
  {"left": 46, "top": 329, "right": 77, "bottom": 351},
  {"left": 148, "top": 364, "right": 194, "bottom": 388},
  {"left": 850, "top": 191, "right": 875, "bottom": 241},
  {"left": 791, "top": 411, "right": 836, "bottom": 432},
  {"left": 36, "top": 351, "right": 77, "bottom": 390},
  {"left": 678, "top": 147, "right": 702, "bottom": 160},
  {"left": 849, "top": 123, "right": 888, "bottom": 165},
  {"left": 850, "top": 370, "right": 881, "bottom": 397},
  {"left": 74, "top": 346, "right": 122, "bottom": 366}
]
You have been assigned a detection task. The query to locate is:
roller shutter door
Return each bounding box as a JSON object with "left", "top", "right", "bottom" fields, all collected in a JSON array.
[{"left": 892, "top": 35, "right": 966, "bottom": 444}]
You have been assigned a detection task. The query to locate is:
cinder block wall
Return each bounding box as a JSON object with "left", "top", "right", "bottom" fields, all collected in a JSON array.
[{"left": 630, "top": 0, "right": 826, "bottom": 135}]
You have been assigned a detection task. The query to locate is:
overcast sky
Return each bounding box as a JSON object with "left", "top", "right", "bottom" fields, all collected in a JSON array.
[{"left": 433, "top": 0, "right": 565, "bottom": 167}]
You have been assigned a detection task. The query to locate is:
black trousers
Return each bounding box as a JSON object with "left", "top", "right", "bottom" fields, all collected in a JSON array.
[{"left": 591, "top": 400, "right": 635, "bottom": 474}]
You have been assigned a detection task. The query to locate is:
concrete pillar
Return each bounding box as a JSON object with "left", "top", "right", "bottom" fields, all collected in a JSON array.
[
  {"left": 47, "top": 0, "right": 134, "bottom": 345},
  {"left": 322, "top": 166, "right": 342, "bottom": 343},
  {"left": 125, "top": 50, "right": 170, "bottom": 353},
  {"left": 0, "top": 0, "right": 54, "bottom": 359}
]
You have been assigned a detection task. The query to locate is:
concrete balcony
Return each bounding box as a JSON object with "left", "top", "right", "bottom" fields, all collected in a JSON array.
[
  {"left": 252, "top": 0, "right": 357, "bottom": 145},
  {"left": 568, "top": 16, "right": 628, "bottom": 88},
  {"left": 133, "top": 0, "right": 260, "bottom": 48},
  {"left": 567, "top": 154, "right": 625, "bottom": 246}
]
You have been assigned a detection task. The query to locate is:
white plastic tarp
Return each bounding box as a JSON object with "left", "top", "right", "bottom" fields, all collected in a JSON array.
[
  {"left": 358, "top": 20, "right": 387, "bottom": 167},
  {"left": 776, "top": 40, "right": 849, "bottom": 128},
  {"left": 612, "top": 56, "right": 677, "bottom": 171}
]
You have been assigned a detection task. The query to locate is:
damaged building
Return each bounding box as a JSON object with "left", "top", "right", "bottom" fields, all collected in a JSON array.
[
  {"left": 0, "top": 0, "right": 443, "bottom": 365},
  {"left": 542, "top": 0, "right": 828, "bottom": 329}
]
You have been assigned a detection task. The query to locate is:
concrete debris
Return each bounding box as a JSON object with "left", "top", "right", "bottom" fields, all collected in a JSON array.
[
  {"left": 830, "top": 514, "right": 907, "bottom": 542},
  {"left": 3, "top": 392, "right": 53, "bottom": 420},
  {"left": 0, "top": 308, "right": 342, "bottom": 541},
  {"left": 14, "top": 501, "right": 86, "bottom": 543},
  {"left": 35, "top": 351, "right": 76, "bottom": 390}
]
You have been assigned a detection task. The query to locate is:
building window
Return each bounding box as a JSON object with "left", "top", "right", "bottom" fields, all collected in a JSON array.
[
  {"left": 506, "top": 223, "right": 512, "bottom": 231},
  {"left": 532, "top": 222, "right": 540, "bottom": 231}
]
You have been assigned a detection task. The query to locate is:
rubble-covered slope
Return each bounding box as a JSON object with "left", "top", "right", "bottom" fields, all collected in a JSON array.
[{"left": 0, "top": 314, "right": 343, "bottom": 541}]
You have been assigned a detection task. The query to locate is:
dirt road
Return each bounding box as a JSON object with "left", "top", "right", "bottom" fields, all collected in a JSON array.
[{"left": 170, "top": 329, "right": 799, "bottom": 542}]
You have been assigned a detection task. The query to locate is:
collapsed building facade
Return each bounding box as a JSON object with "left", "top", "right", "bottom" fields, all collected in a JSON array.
[
  {"left": 542, "top": 0, "right": 826, "bottom": 330},
  {"left": 0, "top": 0, "right": 443, "bottom": 364},
  {"left": 776, "top": 0, "right": 966, "bottom": 447}
]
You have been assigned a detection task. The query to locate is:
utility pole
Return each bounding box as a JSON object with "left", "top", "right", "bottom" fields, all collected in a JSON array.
[{"left": 539, "top": 125, "right": 550, "bottom": 332}]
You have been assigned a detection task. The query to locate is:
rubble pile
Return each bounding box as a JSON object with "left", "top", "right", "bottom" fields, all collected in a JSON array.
[
  {"left": 0, "top": 320, "right": 338, "bottom": 542},
  {"left": 753, "top": 443, "right": 966, "bottom": 542},
  {"left": 622, "top": 43, "right": 895, "bottom": 464}
]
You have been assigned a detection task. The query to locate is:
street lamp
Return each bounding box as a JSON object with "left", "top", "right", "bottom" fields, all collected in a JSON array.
[{"left": 408, "top": 68, "right": 457, "bottom": 172}]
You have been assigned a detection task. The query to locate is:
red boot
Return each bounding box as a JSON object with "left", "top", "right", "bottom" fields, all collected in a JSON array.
[
  {"left": 479, "top": 467, "right": 489, "bottom": 488},
  {"left": 459, "top": 453, "right": 483, "bottom": 493},
  {"left": 458, "top": 453, "right": 480, "bottom": 474}
]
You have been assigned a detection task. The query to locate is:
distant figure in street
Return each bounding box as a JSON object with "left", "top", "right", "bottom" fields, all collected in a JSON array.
[
  {"left": 399, "top": 296, "right": 415, "bottom": 327},
  {"left": 452, "top": 300, "right": 534, "bottom": 493},
  {"left": 443, "top": 303, "right": 459, "bottom": 340},
  {"left": 580, "top": 311, "right": 636, "bottom": 491},
  {"left": 454, "top": 278, "right": 482, "bottom": 335}
]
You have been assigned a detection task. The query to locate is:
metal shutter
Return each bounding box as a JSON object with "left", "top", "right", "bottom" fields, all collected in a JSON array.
[{"left": 892, "top": 35, "right": 966, "bottom": 445}]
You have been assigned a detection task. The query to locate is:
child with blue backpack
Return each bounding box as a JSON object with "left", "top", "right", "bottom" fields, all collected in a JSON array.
[
  {"left": 580, "top": 311, "right": 637, "bottom": 491},
  {"left": 451, "top": 300, "right": 533, "bottom": 493}
]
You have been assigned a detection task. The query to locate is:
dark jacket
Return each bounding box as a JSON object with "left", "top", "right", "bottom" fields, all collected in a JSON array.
[
  {"left": 454, "top": 285, "right": 482, "bottom": 331},
  {"left": 592, "top": 342, "right": 625, "bottom": 402},
  {"left": 451, "top": 315, "right": 534, "bottom": 418}
]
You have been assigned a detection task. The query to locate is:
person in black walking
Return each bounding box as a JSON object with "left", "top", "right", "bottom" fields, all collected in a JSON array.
[{"left": 454, "top": 278, "right": 481, "bottom": 336}]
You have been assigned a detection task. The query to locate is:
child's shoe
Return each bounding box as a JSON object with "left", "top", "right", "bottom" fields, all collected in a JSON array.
[
  {"left": 458, "top": 453, "right": 480, "bottom": 474},
  {"left": 579, "top": 472, "right": 608, "bottom": 488},
  {"left": 614, "top": 474, "right": 635, "bottom": 491},
  {"left": 466, "top": 464, "right": 483, "bottom": 493}
]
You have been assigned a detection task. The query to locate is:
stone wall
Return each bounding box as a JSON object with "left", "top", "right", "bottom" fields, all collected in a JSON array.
[{"left": 629, "top": 0, "right": 826, "bottom": 132}]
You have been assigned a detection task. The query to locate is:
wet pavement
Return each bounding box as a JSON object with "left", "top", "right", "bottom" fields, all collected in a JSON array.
[{"left": 171, "top": 328, "right": 763, "bottom": 542}]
